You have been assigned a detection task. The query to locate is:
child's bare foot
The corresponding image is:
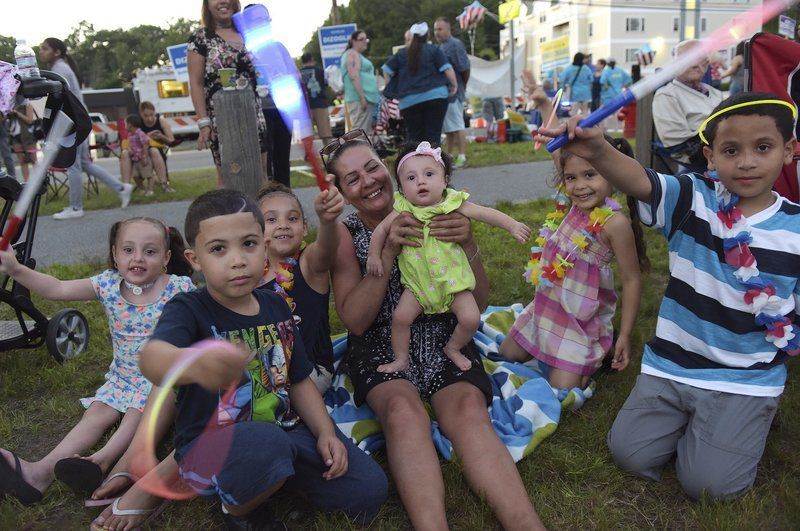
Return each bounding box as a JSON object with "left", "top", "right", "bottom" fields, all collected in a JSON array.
[
  {"left": 443, "top": 346, "right": 473, "bottom": 372},
  {"left": 91, "top": 481, "right": 167, "bottom": 531},
  {"left": 91, "top": 471, "right": 135, "bottom": 501},
  {"left": 377, "top": 356, "right": 409, "bottom": 373}
]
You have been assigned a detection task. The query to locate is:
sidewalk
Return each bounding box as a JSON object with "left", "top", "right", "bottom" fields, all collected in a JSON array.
[{"left": 36, "top": 160, "right": 555, "bottom": 267}]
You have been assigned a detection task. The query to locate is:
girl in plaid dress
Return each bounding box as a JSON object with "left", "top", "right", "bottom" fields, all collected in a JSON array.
[{"left": 500, "top": 138, "right": 648, "bottom": 391}]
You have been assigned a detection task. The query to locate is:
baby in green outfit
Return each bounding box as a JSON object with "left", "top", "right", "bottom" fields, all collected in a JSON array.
[{"left": 367, "top": 142, "right": 530, "bottom": 373}]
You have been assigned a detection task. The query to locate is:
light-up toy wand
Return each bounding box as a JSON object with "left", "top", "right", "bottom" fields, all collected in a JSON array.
[
  {"left": 546, "top": 0, "right": 797, "bottom": 152},
  {"left": 234, "top": 4, "right": 329, "bottom": 190}
]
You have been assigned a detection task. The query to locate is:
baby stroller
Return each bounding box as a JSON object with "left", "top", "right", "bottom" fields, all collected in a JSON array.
[{"left": 0, "top": 71, "right": 90, "bottom": 363}]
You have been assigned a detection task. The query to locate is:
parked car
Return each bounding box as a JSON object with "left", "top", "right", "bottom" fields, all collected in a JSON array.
[{"left": 88, "top": 112, "right": 112, "bottom": 157}]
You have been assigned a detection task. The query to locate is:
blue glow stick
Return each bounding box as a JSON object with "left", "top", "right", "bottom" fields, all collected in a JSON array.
[
  {"left": 546, "top": 0, "right": 795, "bottom": 152},
  {"left": 234, "top": 5, "right": 329, "bottom": 189}
]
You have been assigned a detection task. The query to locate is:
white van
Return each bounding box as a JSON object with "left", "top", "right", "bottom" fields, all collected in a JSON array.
[{"left": 132, "top": 66, "right": 198, "bottom": 137}]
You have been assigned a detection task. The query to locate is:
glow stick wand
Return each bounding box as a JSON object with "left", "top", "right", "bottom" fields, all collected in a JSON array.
[
  {"left": 0, "top": 112, "right": 73, "bottom": 250},
  {"left": 534, "top": 88, "right": 563, "bottom": 151},
  {"left": 546, "top": 0, "right": 797, "bottom": 152},
  {"left": 133, "top": 340, "right": 242, "bottom": 499},
  {"left": 234, "top": 5, "right": 329, "bottom": 190}
]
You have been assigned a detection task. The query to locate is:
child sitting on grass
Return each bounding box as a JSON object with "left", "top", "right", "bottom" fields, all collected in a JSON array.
[
  {"left": 257, "top": 179, "right": 344, "bottom": 393},
  {"left": 0, "top": 218, "right": 194, "bottom": 504},
  {"left": 139, "top": 190, "right": 387, "bottom": 529},
  {"left": 537, "top": 92, "right": 800, "bottom": 500},
  {"left": 500, "top": 136, "right": 647, "bottom": 392}
]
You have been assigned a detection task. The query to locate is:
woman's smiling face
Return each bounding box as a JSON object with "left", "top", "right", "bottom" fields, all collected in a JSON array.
[{"left": 332, "top": 144, "right": 394, "bottom": 217}]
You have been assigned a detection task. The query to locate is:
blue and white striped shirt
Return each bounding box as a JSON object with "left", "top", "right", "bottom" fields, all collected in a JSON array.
[{"left": 637, "top": 170, "right": 800, "bottom": 396}]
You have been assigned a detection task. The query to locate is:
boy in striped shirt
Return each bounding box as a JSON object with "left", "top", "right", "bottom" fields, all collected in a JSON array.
[{"left": 539, "top": 92, "right": 800, "bottom": 500}]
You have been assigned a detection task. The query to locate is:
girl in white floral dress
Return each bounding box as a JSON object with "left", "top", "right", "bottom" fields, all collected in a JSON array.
[{"left": 0, "top": 218, "right": 193, "bottom": 504}]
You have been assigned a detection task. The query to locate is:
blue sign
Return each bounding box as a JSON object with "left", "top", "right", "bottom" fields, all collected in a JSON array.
[
  {"left": 167, "top": 44, "right": 189, "bottom": 82},
  {"left": 318, "top": 24, "right": 357, "bottom": 70}
]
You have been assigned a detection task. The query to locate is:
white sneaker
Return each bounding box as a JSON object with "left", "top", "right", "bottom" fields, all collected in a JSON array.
[
  {"left": 118, "top": 183, "right": 134, "bottom": 208},
  {"left": 53, "top": 207, "right": 85, "bottom": 220},
  {"left": 455, "top": 154, "right": 467, "bottom": 168}
]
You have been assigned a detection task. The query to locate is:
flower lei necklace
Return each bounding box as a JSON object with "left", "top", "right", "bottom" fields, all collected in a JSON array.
[
  {"left": 263, "top": 241, "right": 307, "bottom": 312},
  {"left": 523, "top": 193, "right": 620, "bottom": 287},
  {"left": 713, "top": 175, "right": 800, "bottom": 354}
]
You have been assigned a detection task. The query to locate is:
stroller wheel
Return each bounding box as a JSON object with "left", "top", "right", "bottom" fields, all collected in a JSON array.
[{"left": 46, "top": 309, "right": 90, "bottom": 363}]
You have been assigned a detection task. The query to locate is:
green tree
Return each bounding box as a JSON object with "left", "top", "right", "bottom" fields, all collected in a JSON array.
[
  {"left": 302, "top": 0, "right": 500, "bottom": 66},
  {"left": 0, "top": 35, "right": 16, "bottom": 64},
  {"left": 63, "top": 18, "right": 198, "bottom": 88}
]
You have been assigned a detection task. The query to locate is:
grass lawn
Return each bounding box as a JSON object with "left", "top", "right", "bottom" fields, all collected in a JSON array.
[{"left": 1, "top": 198, "right": 798, "bottom": 529}]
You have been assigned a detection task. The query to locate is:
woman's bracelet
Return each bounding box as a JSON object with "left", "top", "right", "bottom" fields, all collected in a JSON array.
[
  {"left": 467, "top": 245, "right": 480, "bottom": 263},
  {"left": 197, "top": 117, "right": 212, "bottom": 129}
]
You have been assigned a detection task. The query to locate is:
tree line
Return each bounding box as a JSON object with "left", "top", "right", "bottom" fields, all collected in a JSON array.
[
  {"left": 1, "top": 18, "right": 198, "bottom": 89},
  {"left": 0, "top": 0, "right": 504, "bottom": 89},
  {"left": 302, "top": 0, "right": 502, "bottom": 65}
]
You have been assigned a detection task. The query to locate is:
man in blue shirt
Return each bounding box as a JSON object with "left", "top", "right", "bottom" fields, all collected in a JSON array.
[{"left": 435, "top": 17, "right": 471, "bottom": 168}]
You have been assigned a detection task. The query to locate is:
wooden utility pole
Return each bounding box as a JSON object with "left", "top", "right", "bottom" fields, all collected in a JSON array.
[
  {"left": 331, "top": 0, "right": 340, "bottom": 24},
  {"left": 212, "top": 89, "right": 264, "bottom": 197}
]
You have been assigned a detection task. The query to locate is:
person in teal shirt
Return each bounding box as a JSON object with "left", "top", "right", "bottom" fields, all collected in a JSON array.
[
  {"left": 599, "top": 58, "right": 632, "bottom": 104},
  {"left": 559, "top": 53, "right": 593, "bottom": 115},
  {"left": 340, "top": 30, "right": 379, "bottom": 133},
  {"left": 599, "top": 58, "right": 632, "bottom": 130}
]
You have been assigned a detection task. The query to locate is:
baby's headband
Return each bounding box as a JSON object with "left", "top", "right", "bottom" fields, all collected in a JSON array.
[
  {"left": 698, "top": 99, "right": 798, "bottom": 145},
  {"left": 397, "top": 141, "right": 444, "bottom": 172}
]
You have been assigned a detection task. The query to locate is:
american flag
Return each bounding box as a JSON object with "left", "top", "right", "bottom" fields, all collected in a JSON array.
[
  {"left": 456, "top": 1, "right": 487, "bottom": 30},
  {"left": 636, "top": 43, "right": 656, "bottom": 66}
]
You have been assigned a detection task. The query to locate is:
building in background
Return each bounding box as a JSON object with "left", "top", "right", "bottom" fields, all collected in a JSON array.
[{"left": 499, "top": 0, "right": 763, "bottom": 82}]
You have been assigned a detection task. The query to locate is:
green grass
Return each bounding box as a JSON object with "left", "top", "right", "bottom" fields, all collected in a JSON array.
[
  {"left": 2, "top": 199, "right": 799, "bottom": 529},
  {"left": 39, "top": 165, "right": 318, "bottom": 217}
]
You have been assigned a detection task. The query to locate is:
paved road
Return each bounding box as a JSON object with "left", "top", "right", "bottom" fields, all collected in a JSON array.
[
  {"left": 12, "top": 142, "right": 316, "bottom": 178},
  {"left": 33, "top": 160, "right": 555, "bottom": 268}
]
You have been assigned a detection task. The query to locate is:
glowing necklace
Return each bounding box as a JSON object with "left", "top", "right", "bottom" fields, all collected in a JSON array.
[
  {"left": 712, "top": 174, "right": 800, "bottom": 354},
  {"left": 123, "top": 279, "right": 155, "bottom": 296},
  {"left": 524, "top": 193, "right": 620, "bottom": 288},
  {"left": 263, "top": 242, "right": 306, "bottom": 312}
]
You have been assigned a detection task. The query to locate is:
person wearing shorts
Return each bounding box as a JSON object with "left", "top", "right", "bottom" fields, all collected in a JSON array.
[{"left": 435, "top": 17, "right": 471, "bottom": 168}]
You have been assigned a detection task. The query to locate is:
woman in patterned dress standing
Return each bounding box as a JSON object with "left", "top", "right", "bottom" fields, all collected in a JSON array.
[{"left": 187, "top": 0, "right": 268, "bottom": 187}]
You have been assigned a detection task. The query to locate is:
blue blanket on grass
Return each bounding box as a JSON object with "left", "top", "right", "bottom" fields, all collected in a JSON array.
[{"left": 323, "top": 304, "right": 594, "bottom": 461}]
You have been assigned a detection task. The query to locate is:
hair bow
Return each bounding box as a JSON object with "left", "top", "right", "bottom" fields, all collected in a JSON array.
[{"left": 410, "top": 22, "right": 429, "bottom": 36}]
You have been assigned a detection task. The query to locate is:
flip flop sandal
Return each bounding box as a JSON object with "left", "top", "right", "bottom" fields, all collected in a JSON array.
[
  {"left": 90, "top": 497, "right": 170, "bottom": 531},
  {"left": 84, "top": 472, "right": 136, "bottom": 507},
  {"left": 0, "top": 451, "right": 43, "bottom": 505},
  {"left": 54, "top": 457, "right": 104, "bottom": 496}
]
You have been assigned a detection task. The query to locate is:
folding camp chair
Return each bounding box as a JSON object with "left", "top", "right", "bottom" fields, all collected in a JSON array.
[
  {"left": 45, "top": 167, "right": 99, "bottom": 203},
  {"left": 745, "top": 32, "right": 800, "bottom": 203}
]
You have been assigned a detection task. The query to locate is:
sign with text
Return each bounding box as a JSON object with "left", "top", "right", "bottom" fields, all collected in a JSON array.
[
  {"left": 318, "top": 24, "right": 357, "bottom": 70},
  {"left": 167, "top": 44, "right": 189, "bottom": 83},
  {"left": 779, "top": 15, "right": 796, "bottom": 39},
  {"left": 540, "top": 36, "right": 570, "bottom": 73}
]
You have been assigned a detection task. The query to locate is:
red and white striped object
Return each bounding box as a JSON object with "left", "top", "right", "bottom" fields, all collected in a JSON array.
[
  {"left": 457, "top": 1, "right": 487, "bottom": 30},
  {"left": 636, "top": 44, "right": 656, "bottom": 66}
]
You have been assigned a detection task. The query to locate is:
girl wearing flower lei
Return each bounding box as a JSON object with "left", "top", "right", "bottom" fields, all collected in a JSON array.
[
  {"left": 257, "top": 180, "right": 345, "bottom": 393},
  {"left": 501, "top": 136, "right": 649, "bottom": 391}
]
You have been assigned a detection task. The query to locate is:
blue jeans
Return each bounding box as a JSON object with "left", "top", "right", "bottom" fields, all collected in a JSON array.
[
  {"left": 178, "top": 422, "right": 387, "bottom": 524},
  {"left": 66, "top": 140, "right": 124, "bottom": 209}
]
